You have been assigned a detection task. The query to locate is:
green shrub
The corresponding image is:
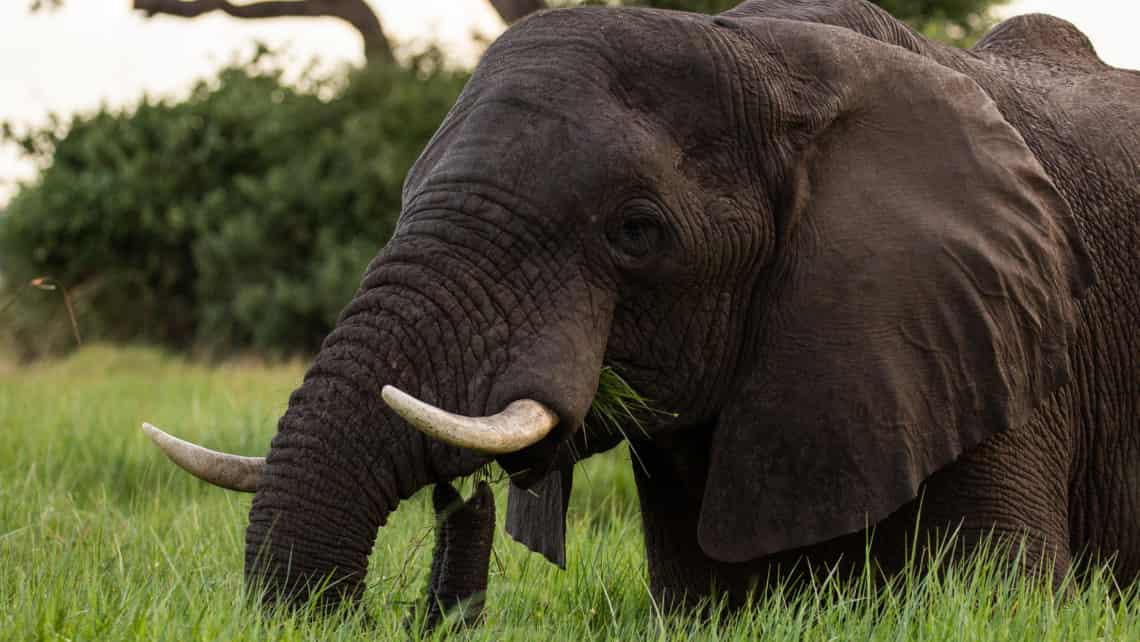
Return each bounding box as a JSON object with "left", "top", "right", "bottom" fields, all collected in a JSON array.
[{"left": 1, "top": 51, "right": 469, "bottom": 358}]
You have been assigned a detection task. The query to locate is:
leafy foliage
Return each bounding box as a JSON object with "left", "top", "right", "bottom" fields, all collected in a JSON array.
[
  {"left": 560, "top": 0, "right": 1008, "bottom": 45},
  {"left": 0, "top": 51, "right": 468, "bottom": 357},
  {"left": 875, "top": 0, "right": 1008, "bottom": 45}
]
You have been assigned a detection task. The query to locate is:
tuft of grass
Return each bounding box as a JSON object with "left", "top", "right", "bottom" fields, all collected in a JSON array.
[
  {"left": 3, "top": 346, "right": 1139, "bottom": 640},
  {"left": 585, "top": 366, "right": 674, "bottom": 442}
]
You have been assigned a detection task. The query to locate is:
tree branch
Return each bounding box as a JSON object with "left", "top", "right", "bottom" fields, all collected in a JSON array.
[
  {"left": 488, "top": 0, "right": 546, "bottom": 24},
  {"left": 132, "top": 0, "right": 394, "bottom": 64},
  {"left": 28, "top": 0, "right": 65, "bottom": 11}
]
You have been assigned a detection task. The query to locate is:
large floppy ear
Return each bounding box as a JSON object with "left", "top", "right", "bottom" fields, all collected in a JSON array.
[{"left": 697, "top": 21, "right": 1094, "bottom": 563}]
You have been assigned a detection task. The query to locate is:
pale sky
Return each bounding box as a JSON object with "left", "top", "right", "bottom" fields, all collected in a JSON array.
[{"left": 1, "top": 1, "right": 1137, "bottom": 202}]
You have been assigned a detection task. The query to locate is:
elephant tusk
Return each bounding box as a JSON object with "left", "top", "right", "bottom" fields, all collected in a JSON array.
[
  {"left": 381, "top": 385, "right": 558, "bottom": 454},
  {"left": 141, "top": 422, "right": 264, "bottom": 492}
]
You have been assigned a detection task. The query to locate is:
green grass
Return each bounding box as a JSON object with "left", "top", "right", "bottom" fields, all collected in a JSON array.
[
  {"left": 2, "top": 346, "right": 1138, "bottom": 640},
  {"left": 585, "top": 365, "right": 674, "bottom": 439}
]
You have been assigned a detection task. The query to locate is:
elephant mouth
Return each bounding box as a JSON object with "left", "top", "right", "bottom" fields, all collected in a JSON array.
[{"left": 141, "top": 389, "right": 561, "bottom": 491}]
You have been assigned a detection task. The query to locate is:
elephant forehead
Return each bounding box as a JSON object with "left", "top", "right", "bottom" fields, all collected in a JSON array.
[
  {"left": 448, "top": 96, "right": 657, "bottom": 174},
  {"left": 415, "top": 91, "right": 685, "bottom": 224},
  {"left": 403, "top": 8, "right": 750, "bottom": 214},
  {"left": 475, "top": 7, "right": 729, "bottom": 127}
]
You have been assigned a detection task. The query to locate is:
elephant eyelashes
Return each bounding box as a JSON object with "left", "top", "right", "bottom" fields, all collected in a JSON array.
[{"left": 607, "top": 207, "right": 667, "bottom": 261}]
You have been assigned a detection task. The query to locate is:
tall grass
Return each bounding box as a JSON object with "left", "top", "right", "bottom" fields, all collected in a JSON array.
[{"left": 2, "top": 346, "right": 1137, "bottom": 640}]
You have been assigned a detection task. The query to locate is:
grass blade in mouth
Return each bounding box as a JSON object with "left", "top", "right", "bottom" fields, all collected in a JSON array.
[
  {"left": 467, "top": 366, "right": 672, "bottom": 483},
  {"left": 585, "top": 366, "right": 674, "bottom": 441}
]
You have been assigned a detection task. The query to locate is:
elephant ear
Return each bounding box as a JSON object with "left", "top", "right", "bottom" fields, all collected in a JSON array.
[{"left": 697, "top": 23, "right": 1094, "bottom": 563}]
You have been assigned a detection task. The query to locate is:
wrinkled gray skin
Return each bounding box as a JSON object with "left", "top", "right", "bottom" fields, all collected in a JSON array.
[{"left": 243, "top": 0, "right": 1139, "bottom": 615}]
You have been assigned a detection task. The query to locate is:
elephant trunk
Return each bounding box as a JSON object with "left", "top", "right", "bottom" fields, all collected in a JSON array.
[
  {"left": 242, "top": 232, "right": 503, "bottom": 606},
  {"left": 243, "top": 312, "right": 490, "bottom": 606},
  {"left": 241, "top": 199, "right": 611, "bottom": 607}
]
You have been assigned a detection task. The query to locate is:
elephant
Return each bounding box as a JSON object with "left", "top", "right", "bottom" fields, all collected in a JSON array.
[{"left": 144, "top": 0, "right": 1139, "bottom": 620}]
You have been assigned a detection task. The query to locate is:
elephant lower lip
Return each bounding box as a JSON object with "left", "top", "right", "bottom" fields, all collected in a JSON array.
[{"left": 494, "top": 434, "right": 565, "bottom": 488}]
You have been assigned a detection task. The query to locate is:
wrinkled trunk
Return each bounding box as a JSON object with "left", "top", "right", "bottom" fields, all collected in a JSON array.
[
  {"left": 243, "top": 194, "right": 611, "bottom": 606},
  {"left": 243, "top": 308, "right": 489, "bottom": 605}
]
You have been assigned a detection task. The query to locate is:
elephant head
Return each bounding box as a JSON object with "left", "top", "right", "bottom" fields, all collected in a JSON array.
[{"left": 145, "top": 1, "right": 1092, "bottom": 612}]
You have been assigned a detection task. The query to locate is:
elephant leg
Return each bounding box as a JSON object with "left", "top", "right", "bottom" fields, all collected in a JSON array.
[
  {"left": 631, "top": 431, "right": 761, "bottom": 612},
  {"left": 914, "top": 416, "right": 1074, "bottom": 587},
  {"left": 408, "top": 481, "right": 495, "bottom": 633},
  {"left": 633, "top": 433, "right": 880, "bottom": 611},
  {"left": 633, "top": 422, "right": 1075, "bottom": 612}
]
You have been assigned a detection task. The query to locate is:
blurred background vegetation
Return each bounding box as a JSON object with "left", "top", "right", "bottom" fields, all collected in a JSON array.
[{"left": 1, "top": 0, "right": 1005, "bottom": 359}]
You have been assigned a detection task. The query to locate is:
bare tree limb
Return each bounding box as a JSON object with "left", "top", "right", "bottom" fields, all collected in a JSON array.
[
  {"left": 132, "top": 0, "right": 394, "bottom": 64},
  {"left": 28, "top": 0, "right": 65, "bottom": 11},
  {"left": 488, "top": 0, "right": 547, "bottom": 24}
]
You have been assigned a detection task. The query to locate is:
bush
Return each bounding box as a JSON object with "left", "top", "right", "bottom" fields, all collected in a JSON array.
[{"left": 1, "top": 50, "right": 469, "bottom": 358}]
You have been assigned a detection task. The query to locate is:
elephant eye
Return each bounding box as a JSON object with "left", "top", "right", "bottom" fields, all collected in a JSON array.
[{"left": 608, "top": 209, "right": 665, "bottom": 260}]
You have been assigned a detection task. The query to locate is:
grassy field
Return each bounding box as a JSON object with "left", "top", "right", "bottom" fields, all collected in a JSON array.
[{"left": 2, "top": 346, "right": 1138, "bottom": 640}]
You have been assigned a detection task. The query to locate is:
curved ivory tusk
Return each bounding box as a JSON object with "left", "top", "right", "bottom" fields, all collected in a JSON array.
[
  {"left": 141, "top": 422, "right": 264, "bottom": 492},
  {"left": 381, "top": 385, "right": 558, "bottom": 454}
]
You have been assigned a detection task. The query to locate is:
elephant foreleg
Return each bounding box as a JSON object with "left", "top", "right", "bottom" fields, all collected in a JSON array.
[
  {"left": 631, "top": 432, "right": 760, "bottom": 611},
  {"left": 632, "top": 430, "right": 897, "bottom": 610},
  {"left": 913, "top": 417, "right": 1075, "bottom": 587}
]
